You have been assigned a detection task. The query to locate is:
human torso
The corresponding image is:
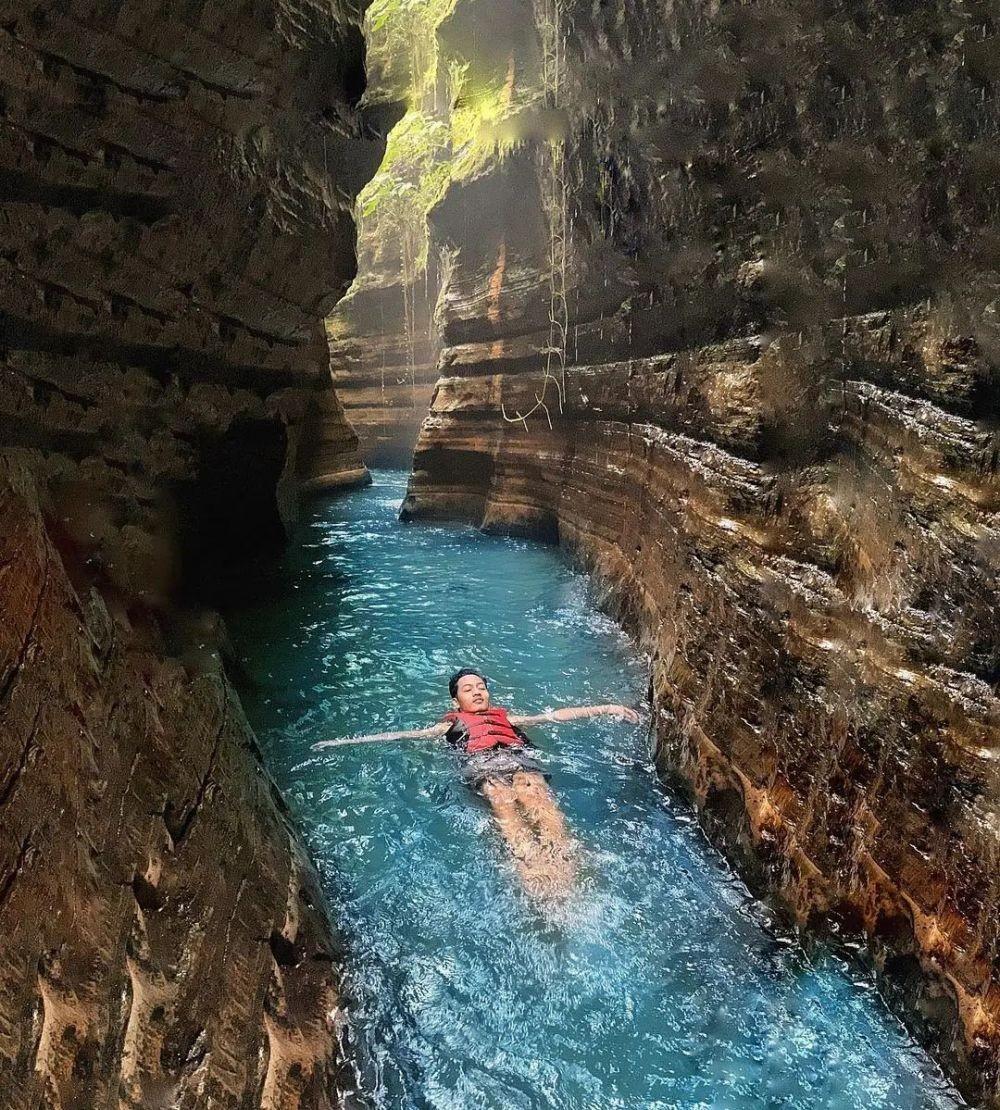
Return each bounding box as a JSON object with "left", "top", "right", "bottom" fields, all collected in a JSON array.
[{"left": 442, "top": 707, "right": 531, "bottom": 754}]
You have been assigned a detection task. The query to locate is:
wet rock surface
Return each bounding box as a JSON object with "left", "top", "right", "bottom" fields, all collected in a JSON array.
[
  {"left": 0, "top": 0, "right": 380, "bottom": 1103},
  {"left": 404, "top": 0, "right": 1000, "bottom": 1102}
]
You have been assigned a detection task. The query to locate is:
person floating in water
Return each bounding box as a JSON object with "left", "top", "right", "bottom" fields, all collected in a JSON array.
[{"left": 314, "top": 668, "right": 639, "bottom": 901}]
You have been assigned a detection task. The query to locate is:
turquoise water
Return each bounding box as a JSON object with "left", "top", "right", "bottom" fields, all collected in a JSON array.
[{"left": 225, "top": 471, "right": 961, "bottom": 1110}]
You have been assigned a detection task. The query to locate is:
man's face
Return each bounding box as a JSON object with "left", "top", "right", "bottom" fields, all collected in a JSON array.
[{"left": 453, "top": 674, "right": 490, "bottom": 712}]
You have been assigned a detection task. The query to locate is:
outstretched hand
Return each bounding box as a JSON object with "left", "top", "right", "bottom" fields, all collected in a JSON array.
[
  {"left": 312, "top": 721, "right": 450, "bottom": 750},
  {"left": 534, "top": 703, "right": 641, "bottom": 726}
]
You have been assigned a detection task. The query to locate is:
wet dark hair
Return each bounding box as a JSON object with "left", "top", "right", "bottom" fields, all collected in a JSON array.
[{"left": 449, "top": 668, "right": 488, "bottom": 699}]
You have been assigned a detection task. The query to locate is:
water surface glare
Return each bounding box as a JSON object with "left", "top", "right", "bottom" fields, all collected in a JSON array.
[{"left": 226, "top": 471, "right": 961, "bottom": 1110}]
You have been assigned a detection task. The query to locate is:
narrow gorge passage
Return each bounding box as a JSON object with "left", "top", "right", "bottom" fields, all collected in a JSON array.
[
  {"left": 3, "top": 0, "right": 995, "bottom": 1102},
  {"left": 224, "top": 472, "right": 961, "bottom": 1109}
]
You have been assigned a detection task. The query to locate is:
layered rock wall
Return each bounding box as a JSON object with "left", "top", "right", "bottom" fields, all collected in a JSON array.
[
  {"left": 404, "top": 0, "right": 1000, "bottom": 1101},
  {"left": 328, "top": 270, "right": 439, "bottom": 466},
  {"left": 0, "top": 459, "right": 354, "bottom": 1108},
  {"left": 324, "top": 0, "right": 450, "bottom": 467},
  {"left": 0, "top": 0, "right": 381, "bottom": 1103}
]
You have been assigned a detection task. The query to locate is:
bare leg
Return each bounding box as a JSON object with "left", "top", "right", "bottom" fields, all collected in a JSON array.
[
  {"left": 511, "top": 772, "right": 578, "bottom": 899},
  {"left": 480, "top": 777, "right": 541, "bottom": 878},
  {"left": 481, "top": 776, "right": 572, "bottom": 902},
  {"left": 511, "top": 772, "right": 571, "bottom": 847}
]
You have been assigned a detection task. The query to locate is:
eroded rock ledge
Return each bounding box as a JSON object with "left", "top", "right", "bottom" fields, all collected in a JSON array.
[
  {"left": 403, "top": 0, "right": 1000, "bottom": 1102},
  {"left": 0, "top": 0, "right": 382, "bottom": 1103}
]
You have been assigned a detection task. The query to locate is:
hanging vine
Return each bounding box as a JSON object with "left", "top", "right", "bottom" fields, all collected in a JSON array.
[
  {"left": 353, "top": 0, "right": 576, "bottom": 431},
  {"left": 353, "top": 0, "right": 456, "bottom": 417},
  {"left": 502, "top": 0, "right": 570, "bottom": 431}
]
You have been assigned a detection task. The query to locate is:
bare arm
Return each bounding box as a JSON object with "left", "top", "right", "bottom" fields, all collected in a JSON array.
[
  {"left": 509, "top": 703, "right": 640, "bottom": 727},
  {"left": 312, "top": 721, "right": 450, "bottom": 751}
]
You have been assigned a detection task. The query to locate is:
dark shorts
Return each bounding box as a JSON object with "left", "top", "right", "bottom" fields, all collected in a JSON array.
[{"left": 458, "top": 746, "right": 549, "bottom": 792}]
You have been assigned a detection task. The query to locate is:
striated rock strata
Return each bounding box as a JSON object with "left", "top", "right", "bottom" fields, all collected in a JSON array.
[
  {"left": 404, "top": 0, "right": 1000, "bottom": 1102},
  {"left": 329, "top": 271, "right": 439, "bottom": 467},
  {"left": 0, "top": 0, "right": 383, "bottom": 1103},
  {"left": 324, "top": 0, "right": 451, "bottom": 468},
  {"left": 1, "top": 458, "right": 354, "bottom": 1107}
]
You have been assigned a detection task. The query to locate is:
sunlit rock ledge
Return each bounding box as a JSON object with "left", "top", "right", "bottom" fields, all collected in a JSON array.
[{"left": 0, "top": 0, "right": 382, "bottom": 1102}]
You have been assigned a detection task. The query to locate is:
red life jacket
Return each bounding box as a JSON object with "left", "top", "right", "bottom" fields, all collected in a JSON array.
[{"left": 443, "top": 707, "right": 524, "bottom": 753}]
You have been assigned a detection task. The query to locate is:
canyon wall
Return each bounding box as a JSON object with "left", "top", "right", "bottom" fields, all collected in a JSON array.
[
  {"left": 403, "top": 0, "right": 1000, "bottom": 1102},
  {"left": 0, "top": 0, "right": 382, "bottom": 1104},
  {"left": 328, "top": 268, "right": 439, "bottom": 466},
  {"left": 324, "top": 0, "right": 449, "bottom": 466}
]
